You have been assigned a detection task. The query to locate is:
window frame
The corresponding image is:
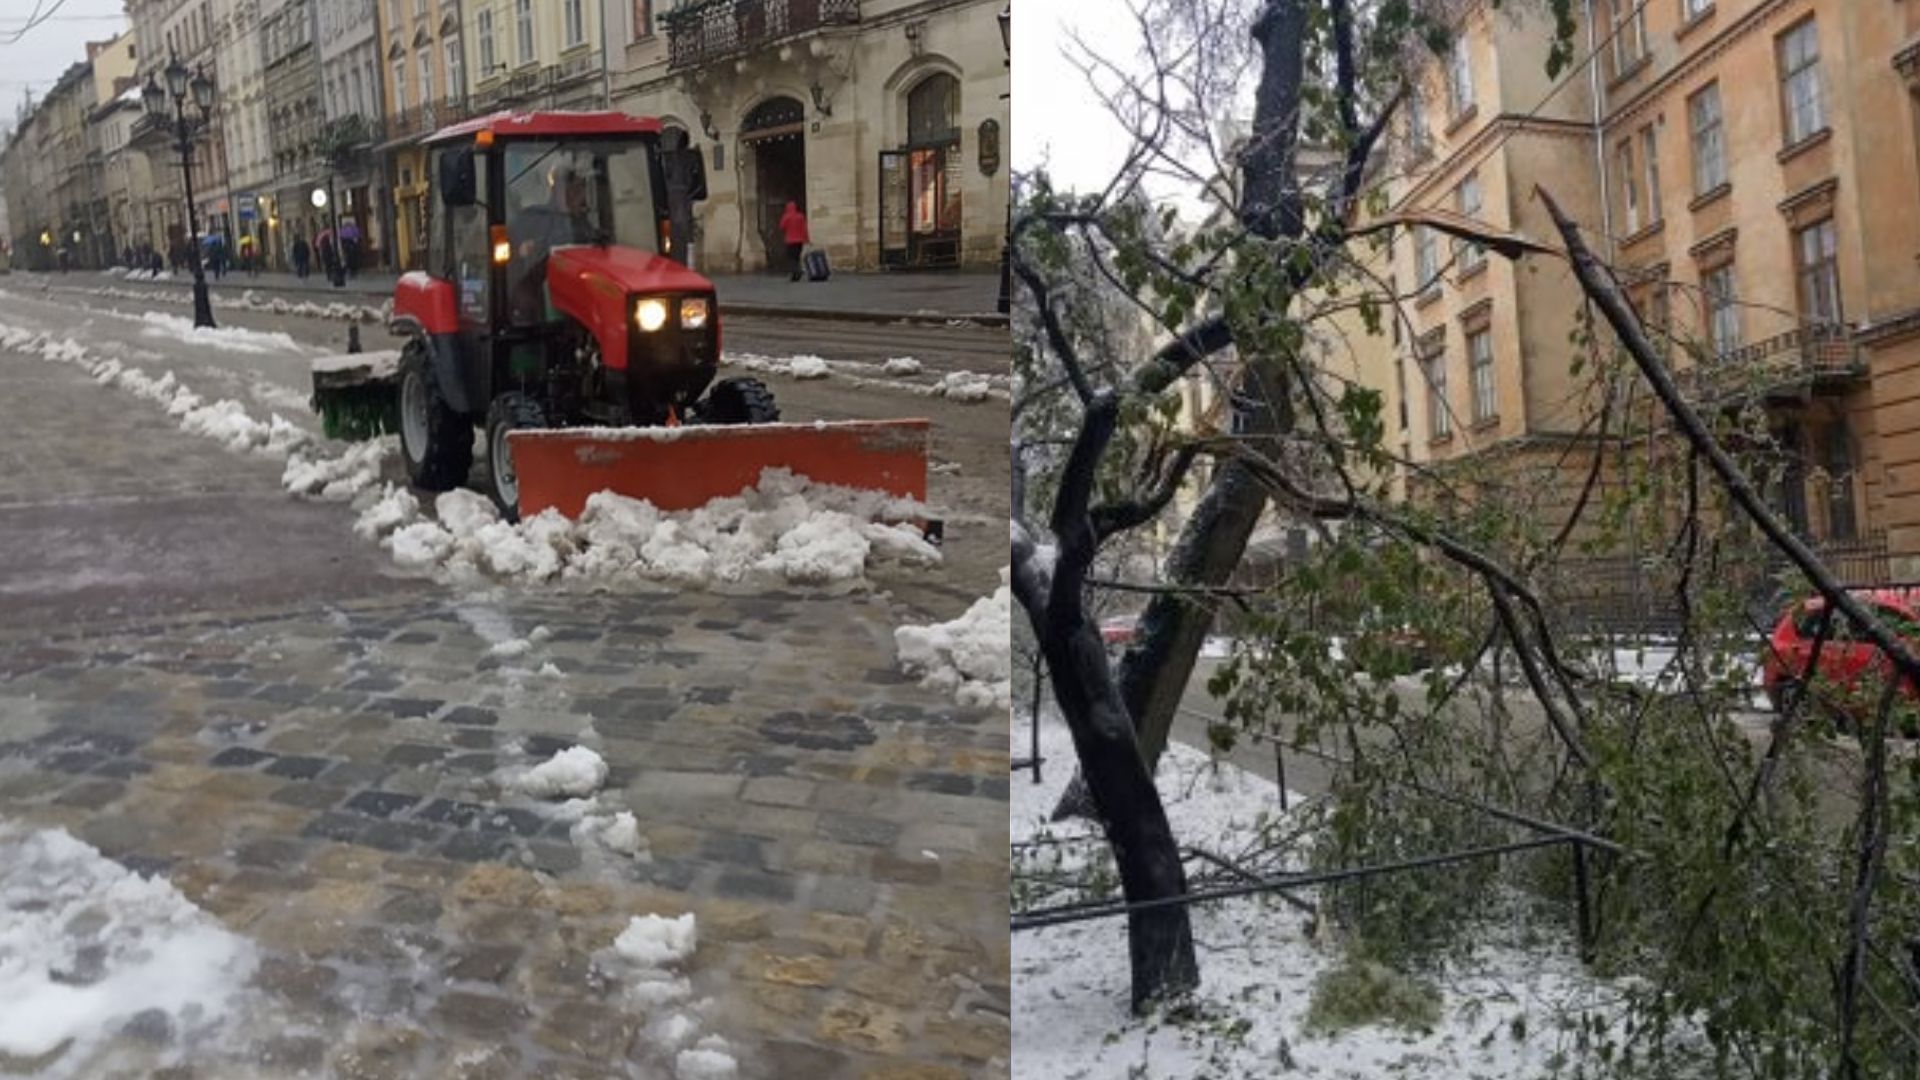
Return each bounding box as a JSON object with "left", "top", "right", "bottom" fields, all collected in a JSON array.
[
  {"left": 1468, "top": 327, "right": 1496, "bottom": 424},
  {"left": 1455, "top": 173, "right": 1485, "bottom": 272},
  {"left": 1610, "top": 0, "right": 1648, "bottom": 76},
  {"left": 1795, "top": 217, "right": 1841, "bottom": 327},
  {"left": 515, "top": 0, "right": 534, "bottom": 65},
  {"left": 1420, "top": 333, "right": 1452, "bottom": 440},
  {"left": 478, "top": 10, "right": 495, "bottom": 75},
  {"left": 1616, "top": 137, "right": 1640, "bottom": 234},
  {"left": 1414, "top": 225, "right": 1440, "bottom": 293},
  {"left": 1447, "top": 36, "right": 1474, "bottom": 118},
  {"left": 1777, "top": 18, "right": 1825, "bottom": 147},
  {"left": 1689, "top": 82, "right": 1726, "bottom": 196},
  {"left": 1703, "top": 262, "right": 1741, "bottom": 358},
  {"left": 1640, "top": 124, "right": 1662, "bottom": 224},
  {"left": 564, "top": 0, "right": 585, "bottom": 48}
]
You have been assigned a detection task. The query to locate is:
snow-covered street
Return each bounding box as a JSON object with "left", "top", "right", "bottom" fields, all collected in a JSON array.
[{"left": 0, "top": 277, "right": 1010, "bottom": 1077}]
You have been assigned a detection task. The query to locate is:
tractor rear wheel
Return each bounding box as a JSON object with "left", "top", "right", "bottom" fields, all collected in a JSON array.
[
  {"left": 485, "top": 392, "right": 547, "bottom": 522},
  {"left": 700, "top": 377, "right": 780, "bottom": 424},
  {"left": 398, "top": 340, "right": 471, "bottom": 492}
]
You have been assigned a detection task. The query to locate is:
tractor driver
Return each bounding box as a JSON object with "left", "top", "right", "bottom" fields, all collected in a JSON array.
[{"left": 508, "top": 161, "right": 594, "bottom": 322}]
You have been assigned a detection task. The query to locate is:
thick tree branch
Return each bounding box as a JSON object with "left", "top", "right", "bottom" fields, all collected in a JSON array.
[{"left": 1093, "top": 444, "right": 1202, "bottom": 540}]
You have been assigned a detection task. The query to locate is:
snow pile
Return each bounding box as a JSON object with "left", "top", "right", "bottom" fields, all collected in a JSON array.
[
  {"left": 729, "top": 352, "right": 831, "bottom": 379},
  {"left": 138, "top": 311, "right": 300, "bottom": 354},
  {"left": 283, "top": 438, "right": 395, "bottom": 501},
  {"left": 509, "top": 745, "right": 608, "bottom": 799},
  {"left": 932, "top": 370, "right": 995, "bottom": 403},
  {"left": 0, "top": 824, "right": 258, "bottom": 1075},
  {"left": 347, "top": 467, "right": 940, "bottom": 588},
  {"left": 881, "top": 357, "right": 923, "bottom": 376},
  {"left": 571, "top": 809, "right": 649, "bottom": 859},
  {"left": 350, "top": 484, "right": 419, "bottom": 540},
  {"left": 598, "top": 914, "right": 740, "bottom": 1080},
  {"left": 787, "top": 355, "right": 830, "bottom": 379},
  {"left": 1011, "top": 710, "right": 1642, "bottom": 1079},
  {"left": 895, "top": 571, "right": 1013, "bottom": 709},
  {"left": 120, "top": 267, "right": 173, "bottom": 281}
]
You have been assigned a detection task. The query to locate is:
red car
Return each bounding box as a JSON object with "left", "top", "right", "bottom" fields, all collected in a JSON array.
[
  {"left": 1100, "top": 614, "right": 1140, "bottom": 647},
  {"left": 1761, "top": 588, "right": 1920, "bottom": 712}
]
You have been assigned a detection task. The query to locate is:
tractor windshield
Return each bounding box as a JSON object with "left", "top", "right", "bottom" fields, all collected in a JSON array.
[{"left": 503, "top": 138, "right": 658, "bottom": 257}]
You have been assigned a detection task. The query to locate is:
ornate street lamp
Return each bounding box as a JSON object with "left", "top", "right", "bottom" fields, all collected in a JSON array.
[{"left": 144, "top": 55, "right": 218, "bottom": 329}]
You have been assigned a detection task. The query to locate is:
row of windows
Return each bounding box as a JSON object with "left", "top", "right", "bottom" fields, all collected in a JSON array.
[{"left": 1651, "top": 215, "right": 1841, "bottom": 358}]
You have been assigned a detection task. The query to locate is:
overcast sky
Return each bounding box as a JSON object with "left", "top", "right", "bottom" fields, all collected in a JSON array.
[
  {"left": 1012, "top": 2, "right": 1137, "bottom": 196},
  {"left": 0, "top": 1, "right": 131, "bottom": 130}
]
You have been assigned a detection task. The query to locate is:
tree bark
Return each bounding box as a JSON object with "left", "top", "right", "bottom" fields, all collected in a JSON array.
[{"left": 1016, "top": 390, "right": 1200, "bottom": 1011}]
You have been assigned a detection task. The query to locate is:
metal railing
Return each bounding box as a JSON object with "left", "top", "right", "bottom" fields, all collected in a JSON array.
[
  {"left": 1681, "top": 323, "right": 1864, "bottom": 404},
  {"left": 664, "top": 0, "right": 860, "bottom": 70}
]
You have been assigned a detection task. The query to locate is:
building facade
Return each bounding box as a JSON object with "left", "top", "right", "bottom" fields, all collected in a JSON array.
[
  {"left": 318, "top": 0, "right": 387, "bottom": 266},
  {"left": 600, "top": 0, "right": 1008, "bottom": 274},
  {"left": 217, "top": 0, "right": 276, "bottom": 265},
  {"left": 377, "top": 0, "right": 469, "bottom": 271},
  {"left": 262, "top": 0, "right": 325, "bottom": 265},
  {"left": 461, "top": 0, "right": 606, "bottom": 120},
  {"left": 1353, "top": 0, "right": 1920, "bottom": 576}
]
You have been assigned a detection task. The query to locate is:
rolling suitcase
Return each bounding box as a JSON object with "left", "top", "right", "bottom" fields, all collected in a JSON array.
[{"left": 803, "top": 248, "right": 831, "bottom": 282}]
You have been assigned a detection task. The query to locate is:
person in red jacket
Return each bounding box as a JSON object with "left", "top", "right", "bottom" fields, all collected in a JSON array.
[{"left": 779, "top": 200, "right": 809, "bottom": 281}]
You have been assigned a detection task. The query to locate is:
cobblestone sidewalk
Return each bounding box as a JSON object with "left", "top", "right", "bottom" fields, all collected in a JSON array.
[{"left": 0, "top": 587, "right": 1009, "bottom": 1078}]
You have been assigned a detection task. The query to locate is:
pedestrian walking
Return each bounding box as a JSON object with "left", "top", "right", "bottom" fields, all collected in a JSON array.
[
  {"left": 293, "top": 234, "right": 311, "bottom": 280},
  {"left": 341, "top": 220, "right": 361, "bottom": 279},
  {"left": 779, "top": 201, "right": 809, "bottom": 282}
]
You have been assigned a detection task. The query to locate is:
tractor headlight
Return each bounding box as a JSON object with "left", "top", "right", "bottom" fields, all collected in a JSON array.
[
  {"left": 680, "top": 297, "right": 709, "bottom": 330},
  {"left": 634, "top": 297, "right": 669, "bottom": 332}
]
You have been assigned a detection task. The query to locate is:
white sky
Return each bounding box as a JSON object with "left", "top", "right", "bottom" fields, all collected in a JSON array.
[
  {"left": 0, "top": 1, "right": 130, "bottom": 130},
  {"left": 1012, "top": 1, "right": 1142, "bottom": 196}
]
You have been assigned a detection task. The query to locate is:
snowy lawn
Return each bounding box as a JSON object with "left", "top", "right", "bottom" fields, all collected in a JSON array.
[{"left": 1011, "top": 711, "right": 1636, "bottom": 1079}]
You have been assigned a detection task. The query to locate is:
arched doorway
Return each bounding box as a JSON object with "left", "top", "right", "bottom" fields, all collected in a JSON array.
[
  {"left": 905, "top": 72, "right": 961, "bottom": 267},
  {"left": 741, "top": 97, "right": 806, "bottom": 274}
]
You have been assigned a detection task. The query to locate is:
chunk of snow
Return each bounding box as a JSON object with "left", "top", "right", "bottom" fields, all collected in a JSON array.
[
  {"left": 138, "top": 311, "right": 300, "bottom": 354},
  {"left": 511, "top": 746, "right": 608, "bottom": 799},
  {"left": 675, "top": 1043, "right": 740, "bottom": 1080},
  {"left": 895, "top": 579, "right": 1013, "bottom": 710},
  {"left": 881, "top": 357, "right": 923, "bottom": 376},
  {"left": 283, "top": 438, "right": 394, "bottom": 500},
  {"left": 614, "top": 912, "right": 698, "bottom": 968},
  {"left": 486, "top": 638, "right": 532, "bottom": 659},
  {"left": 352, "top": 484, "right": 421, "bottom": 541},
  {"left": 0, "top": 824, "right": 257, "bottom": 1068},
  {"left": 932, "top": 370, "right": 994, "bottom": 403},
  {"left": 788, "top": 355, "right": 830, "bottom": 378},
  {"left": 571, "top": 810, "right": 649, "bottom": 859}
]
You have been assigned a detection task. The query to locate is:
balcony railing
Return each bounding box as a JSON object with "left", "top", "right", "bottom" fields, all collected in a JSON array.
[
  {"left": 383, "top": 100, "right": 472, "bottom": 144},
  {"left": 664, "top": 0, "right": 860, "bottom": 71},
  {"left": 1680, "top": 323, "right": 1865, "bottom": 405}
]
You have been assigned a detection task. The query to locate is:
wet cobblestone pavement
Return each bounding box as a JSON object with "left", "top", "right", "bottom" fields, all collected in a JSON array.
[
  {"left": 0, "top": 299, "right": 1011, "bottom": 1077},
  {"left": 0, "top": 590, "right": 1009, "bottom": 1077}
]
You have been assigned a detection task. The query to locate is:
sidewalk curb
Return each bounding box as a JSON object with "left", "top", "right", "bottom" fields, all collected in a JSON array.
[{"left": 84, "top": 273, "right": 1008, "bottom": 328}]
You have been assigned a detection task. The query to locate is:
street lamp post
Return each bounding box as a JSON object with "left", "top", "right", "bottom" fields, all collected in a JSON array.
[{"left": 142, "top": 55, "right": 217, "bottom": 329}]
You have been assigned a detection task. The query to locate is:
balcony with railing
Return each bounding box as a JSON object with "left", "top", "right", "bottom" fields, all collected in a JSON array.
[
  {"left": 664, "top": 0, "right": 860, "bottom": 71},
  {"left": 380, "top": 99, "right": 472, "bottom": 145},
  {"left": 1679, "top": 323, "right": 1865, "bottom": 406}
]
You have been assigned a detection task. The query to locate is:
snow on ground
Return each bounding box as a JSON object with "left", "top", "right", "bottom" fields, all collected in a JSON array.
[
  {"left": 507, "top": 745, "right": 608, "bottom": 799},
  {"left": 881, "top": 357, "right": 923, "bottom": 375},
  {"left": 138, "top": 311, "right": 300, "bottom": 354},
  {"left": 1012, "top": 711, "right": 1635, "bottom": 1079},
  {"left": 85, "top": 279, "right": 387, "bottom": 322},
  {"left": 597, "top": 914, "right": 739, "bottom": 1079},
  {"left": 355, "top": 467, "right": 941, "bottom": 589},
  {"left": 895, "top": 569, "right": 1011, "bottom": 709},
  {"left": 930, "top": 370, "right": 994, "bottom": 402},
  {"left": 0, "top": 823, "right": 257, "bottom": 1077},
  {"left": 729, "top": 352, "right": 831, "bottom": 379}
]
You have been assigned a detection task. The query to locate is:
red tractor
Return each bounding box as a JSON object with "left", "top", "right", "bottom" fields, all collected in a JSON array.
[{"left": 365, "top": 110, "right": 925, "bottom": 521}]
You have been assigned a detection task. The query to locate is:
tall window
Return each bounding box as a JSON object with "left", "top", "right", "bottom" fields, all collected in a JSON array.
[
  {"left": 1689, "top": 83, "right": 1725, "bottom": 195},
  {"left": 1610, "top": 0, "right": 1647, "bottom": 74},
  {"left": 1704, "top": 263, "right": 1740, "bottom": 358},
  {"left": 1825, "top": 423, "right": 1857, "bottom": 541},
  {"left": 1640, "top": 124, "right": 1662, "bottom": 223},
  {"left": 1778, "top": 19, "right": 1824, "bottom": 146},
  {"left": 1414, "top": 226, "right": 1439, "bottom": 291},
  {"left": 1616, "top": 138, "right": 1640, "bottom": 233},
  {"left": 564, "top": 0, "right": 584, "bottom": 47},
  {"left": 1455, "top": 173, "right": 1485, "bottom": 272},
  {"left": 1468, "top": 328, "right": 1495, "bottom": 424},
  {"left": 516, "top": 0, "right": 534, "bottom": 65},
  {"left": 1796, "top": 218, "right": 1841, "bottom": 326},
  {"left": 393, "top": 57, "right": 407, "bottom": 111},
  {"left": 478, "top": 11, "right": 496, "bottom": 75},
  {"left": 1406, "top": 79, "right": 1429, "bottom": 157},
  {"left": 1423, "top": 340, "right": 1451, "bottom": 439},
  {"left": 417, "top": 47, "right": 432, "bottom": 106},
  {"left": 1447, "top": 37, "right": 1474, "bottom": 117},
  {"left": 633, "top": 0, "right": 652, "bottom": 39},
  {"left": 445, "top": 38, "right": 463, "bottom": 100}
]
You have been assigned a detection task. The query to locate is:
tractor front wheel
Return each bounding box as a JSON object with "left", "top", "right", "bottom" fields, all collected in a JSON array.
[
  {"left": 485, "top": 392, "right": 547, "bottom": 522},
  {"left": 699, "top": 377, "right": 780, "bottom": 425},
  {"left": 398, "top": 341, "right": 472, "bottom": 492}
]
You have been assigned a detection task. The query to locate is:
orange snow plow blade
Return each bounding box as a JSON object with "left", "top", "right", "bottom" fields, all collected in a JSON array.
[{"left": 508, "top": 419, "right": 930, "bottom": 519}]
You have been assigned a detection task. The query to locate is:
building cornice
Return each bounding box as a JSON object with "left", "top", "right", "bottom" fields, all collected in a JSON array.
[{"left": 1393, "top": 113, "right": 1591, "bottom": 208}]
